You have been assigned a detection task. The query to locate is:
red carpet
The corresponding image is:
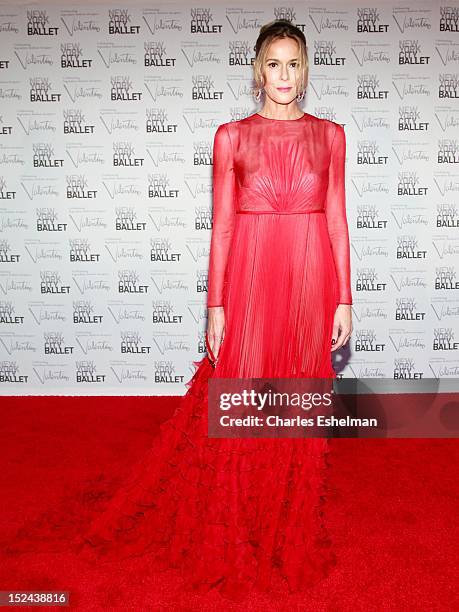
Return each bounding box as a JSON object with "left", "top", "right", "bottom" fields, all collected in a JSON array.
[{"left": 0, "top": 395, "right": 457, "bottom": 611}]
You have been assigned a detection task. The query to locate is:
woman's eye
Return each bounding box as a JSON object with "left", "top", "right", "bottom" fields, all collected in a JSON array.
[{"left": 268, "top": 62, "right": 297, "bottom": 68}]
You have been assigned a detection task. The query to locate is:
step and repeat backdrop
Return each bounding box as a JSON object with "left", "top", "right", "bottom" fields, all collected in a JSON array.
[{"left": 0, "top": 1, "right": 458, "bottom": 394}]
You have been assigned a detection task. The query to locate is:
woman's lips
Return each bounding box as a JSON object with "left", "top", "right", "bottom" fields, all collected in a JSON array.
[{"left": 277, "top": 87, "right": 292, "bottom": 92}]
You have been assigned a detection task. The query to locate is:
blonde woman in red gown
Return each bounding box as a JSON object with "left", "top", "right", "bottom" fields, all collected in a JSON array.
[{"left": 79, "top": 20, "right": 353, "bottom": 601}]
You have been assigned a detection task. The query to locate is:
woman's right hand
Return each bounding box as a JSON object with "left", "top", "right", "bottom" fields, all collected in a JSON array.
[{"left": 207, "top": 306, "right": 225, "bottom": 363}]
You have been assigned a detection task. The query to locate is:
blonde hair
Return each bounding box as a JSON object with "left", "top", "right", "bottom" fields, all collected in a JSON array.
[{"left": 253, "top": 19, "right": 309, "bottom": 98}]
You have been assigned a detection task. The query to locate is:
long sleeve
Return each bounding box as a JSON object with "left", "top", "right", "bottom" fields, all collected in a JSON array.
[
  {"left": 324, "top": 123, "right": 353, "bottom": 305},
  {"left": 207, "top": 123, "right": 236, "bottom": 308}
]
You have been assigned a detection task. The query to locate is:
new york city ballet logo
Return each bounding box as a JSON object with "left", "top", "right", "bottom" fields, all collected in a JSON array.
[
  {"left": 144, "top": 41, "right": 176, "bottom": 67},
  {"left": 398, "top": 107, "right": 429, "bottom": 131},
  {"left": 73, "top": 300, "right": 103, "bottom": 323},
  {"left": 190, "top": 8, "right": 222, "bottom": 33},
  {"left": 198, "top": 331, "right": 207, "bottom": 356},
  {"left": 154, "top": 361, "right": 184, "bottom": 384},
  {"left": 0, "top": 301, "right": 24, "bottom": 324},
  {"left": 150, "top": 238, "right": 181, "bottom": 263},
  {"left": 191, "top": 75, "right": 223, "bottom": 100},
  {"left": 357, "top": 8, "right": 389, "bottom": 33},
  {"left": 27, "top": 10, "right": 58, "bottom": 35},
  {"left": 152, "top": 301, "right": 183, "bottom": 324},
  {"left": 436, "top": 203, "right": 458, "bottom": 228},
  {"left": 435, "top": 267, "right": 459, "bottom": 291},
  {"left": 64, "top": 109, "right": 95, "bottom": 134},
  {"left": 148, "top": 174, "right": 179, "bottom": 198},
  {"left": 121, "top": 331, "right": 151, "bottom": 354},
  {"left": 76, "top": 361, "right": 106, "bottom": 383},
  {"left": 44, "top": 331, "right": 74, "bottom": 355},
  {"left": 0, "top": 176, "right": 15, "bottom": 200},
  {"left": 69, "top": 239, "right": 101, "bottom": 262},
  {"left": 357, "top": 204, "right": 388, "bottom": 229},
  {"left": 355, "top": 329, "right": 385, "bottom": 352},
  {"left": 440, "top": 6, "right": 459, "bottom": 32},
  {"left": 36, "top": 208, "right": 67, "bottom": 232},
  {"left": 40, "top": 271, "right": 70, "bottom": 295},
  {"left": 193, "top": 139, "right": 212, "bottom": 166},
  {"left": 357, "top": 74, "right": 388, "bottom": 100},
  {"left": 0, "top": 240, "right": 20, "bottom": 263},
  {"left": 399, "top": 40, "right": 430, "bottom": 65},
  {"left": 0, "top": 115, "right": 12, "bottom": 135},
  {"left": 113, "top": 142, "right": 144, "bottom": 167},
  {"left": 356, "top": 268, "right": 387, "bottom": 294},
  {"left": 111, "top": 76, "right": 142, "bottom": 101},
  {"left": 60, "top": 43, "right": 93, "bottom": 68},
  {"left": 439, "top": 73, "right": 459, "bottom": 99},
  {"left": 66, "top": 175, "right": 97, "bottom": 199},
  {"left": 438, "top": 139, "right": 459, "bottom": 164},
  {"left": 313, "top": 40, "right": 345, "bottom": 66},
  {"left": 228, "top": 41, "right": 254, "bottom": 67},
  {"left": 0, "top": 361, "right": 28, "bottom": 383},
  {"left": 118, "top": 270, "right": 149, "bottom": 294},
  {"left": 397, "top": 172, "right": 428, "bottom": 196},
  {"left": 357, "top": 140, "right": 388, "bottom": 166},
  {"left": 395, "top": 298, "right": 426, "bottom": 321},
  {"left": 33, "top": 144, "right": 64, "bottom": 168},
  {"left": 197, "top": 269, "right": 208, "bottom": 295},
  {"left": 393, "top": 357, "right": 423, "bottom": 379},
  {"left": 396, "top": 235, "right": 427, "bottom": 260},
  {"left": 146, "top": 109, "right": 178, "bottom": 134},
  {"left": 30, "top": 77, "right": 61, "bottom": 102},
  {"left": 108, "top": 9, "right": 140, "bottom": 34},
  {"left": 115, "top": 207, "right": 146, "bottom": 231},
  {"left": 274, "top": 7, "right": 296, "bottom": 24},
  {"left": 195, "top": 205, "right": 212, "bottom": 230},
  {"left": 433, "top": 328, "right": 459, "bottom": 351}
]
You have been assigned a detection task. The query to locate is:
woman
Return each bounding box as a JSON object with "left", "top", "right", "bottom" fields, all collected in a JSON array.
[{"left": 79, "top": 20, "right": 353, "bottom": 601}]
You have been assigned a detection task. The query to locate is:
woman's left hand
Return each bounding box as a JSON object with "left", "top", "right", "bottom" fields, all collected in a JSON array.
[{"left": 331, "top": 304, "right": 353, "bottom": 352}]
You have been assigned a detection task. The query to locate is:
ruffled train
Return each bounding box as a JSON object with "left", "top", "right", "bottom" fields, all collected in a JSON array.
[{"left": 75, "top": 356, "right": 338, "bottom": 601}]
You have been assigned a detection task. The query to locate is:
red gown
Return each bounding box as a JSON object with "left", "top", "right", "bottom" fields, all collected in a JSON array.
[{"left": 77, "top": 112, "right": 353, "bottom": 601}]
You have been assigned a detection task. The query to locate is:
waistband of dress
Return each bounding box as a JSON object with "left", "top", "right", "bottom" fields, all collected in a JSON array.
[{"left": 236, "top": 209, "right": 325, "bottom": 215}]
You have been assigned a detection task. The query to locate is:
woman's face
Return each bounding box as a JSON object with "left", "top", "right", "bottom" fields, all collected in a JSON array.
[{"left": 260, "top": 37, "right": 302, "bottom": 105}]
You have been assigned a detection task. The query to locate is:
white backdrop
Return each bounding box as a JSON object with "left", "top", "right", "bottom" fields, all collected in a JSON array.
[{"left": 0, "top": 1, "right": 458, "bottom": 395}]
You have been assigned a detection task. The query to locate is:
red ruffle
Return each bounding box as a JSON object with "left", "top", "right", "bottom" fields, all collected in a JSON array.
[{"left": 75, "top": 357, "right": 338, "bottom": 601}]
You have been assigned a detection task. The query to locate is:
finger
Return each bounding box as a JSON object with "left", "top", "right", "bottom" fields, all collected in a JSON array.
[
  {"left": 331, "top": 326, "right": 339, "bottom": 346},
  {"left": 331, "top": 327, "right": 347, "bottom": 352},
  {"left": 332, "top": 330, "right": 351, "bottom": 351},
  {"left": 209, "top": 333, "right": 223, "bottom": 359}
]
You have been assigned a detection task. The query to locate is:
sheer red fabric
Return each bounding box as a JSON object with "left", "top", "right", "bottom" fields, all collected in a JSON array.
[
  {"left": 77, "top": 112, "right": 353, "bottom": 601},
  {"left": 208, "top": 112, "right": 352, "bottom": 379}
]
